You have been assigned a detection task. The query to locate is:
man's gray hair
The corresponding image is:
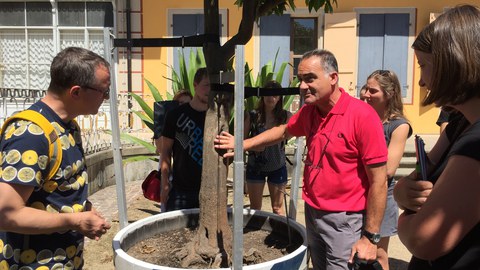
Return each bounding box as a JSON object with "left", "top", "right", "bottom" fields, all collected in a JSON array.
[{"left": 301, "top": 49, "right": 339, "bottom": 74}]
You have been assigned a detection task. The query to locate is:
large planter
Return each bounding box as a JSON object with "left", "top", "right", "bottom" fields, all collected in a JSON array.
[{"left": 112, "top": 208, "right": 308, "bottom": 270}]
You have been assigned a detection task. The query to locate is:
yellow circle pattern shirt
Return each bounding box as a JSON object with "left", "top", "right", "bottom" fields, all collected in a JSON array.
[{"left": 0, "top": 101, "right": 88, "bottom": 270}]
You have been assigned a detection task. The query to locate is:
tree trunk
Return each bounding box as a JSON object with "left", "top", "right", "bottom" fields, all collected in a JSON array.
[
  {"left": 178, "top": 0, "right": 271, "bottom": 267},
  {"left": 196, "top": 87, "right": 233, "bottom": 267},
  {"left": 177, "top": 0, "right": 233, "bottom": 268}
]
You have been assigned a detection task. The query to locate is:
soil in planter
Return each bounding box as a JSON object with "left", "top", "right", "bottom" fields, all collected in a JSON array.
[{"left": 126, "top": 225, "right": 301, "bottom": 268}]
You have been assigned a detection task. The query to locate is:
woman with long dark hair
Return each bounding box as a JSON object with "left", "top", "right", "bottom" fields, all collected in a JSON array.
[{"left": 244, "top": 80, "right": 292, "bottom": 215}]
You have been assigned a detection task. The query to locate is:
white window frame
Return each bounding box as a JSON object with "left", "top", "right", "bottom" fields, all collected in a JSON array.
[
  {"left": 253, "top": 8, "right": 324, "bottom": 78},
  {"left": 166, "top": 8, "right": 228, "bottom": 92}
]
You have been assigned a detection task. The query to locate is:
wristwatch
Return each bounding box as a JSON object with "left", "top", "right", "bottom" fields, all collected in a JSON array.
[{"left": 362, "top": 230, "right": 381, "bottom": 244}]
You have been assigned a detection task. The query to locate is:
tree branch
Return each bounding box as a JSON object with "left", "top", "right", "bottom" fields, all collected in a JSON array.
[
  {"left": 222, "top": 0, "right": 291, "bottom": 61},
  {"left": 257, "top": 0, "right": 288, "bottom": 17},
  {"left": 221, "top": 0, "right": 258, "bottom": 61}
]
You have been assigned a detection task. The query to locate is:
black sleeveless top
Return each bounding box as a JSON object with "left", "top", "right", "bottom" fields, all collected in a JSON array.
[{"left": 409, "top": 116, "right": 480, "bottom": 270}]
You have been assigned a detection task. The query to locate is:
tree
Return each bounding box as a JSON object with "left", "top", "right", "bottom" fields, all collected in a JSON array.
[{"left": 179, "top": 1, "right": 337, "bottom": 267}]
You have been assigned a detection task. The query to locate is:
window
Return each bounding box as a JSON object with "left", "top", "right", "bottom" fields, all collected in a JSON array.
[
  {"left": 168, "top": 9, "right": 227, "bottom": 85},
  {"left": 291, "top": 18, "right": 317, "bottom": 78},
  {"left": 258, "top": 15, "right": 318, "bottom": 86},
  {"left": 257, "top": 13, "right": 319, "bottom": 112},
  {"left": 0, "top": 1, "right": 113, "bottom": 90},
  {"left": 258, "top": 14, "right": 291, "bottom": 87},
  {"left": 171, "top": 14, "right": 207, "bottom": 74},
  {"left": 355, "top": 8, "right": 416, "bottom": 103}
]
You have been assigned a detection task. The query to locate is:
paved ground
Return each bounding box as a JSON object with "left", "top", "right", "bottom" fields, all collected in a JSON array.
[{"left": 86, "top": 180, "right": 413, "bottom": 270}]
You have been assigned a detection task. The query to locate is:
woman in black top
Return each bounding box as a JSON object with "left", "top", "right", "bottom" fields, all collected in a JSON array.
[{"left": 394, "top": 5, "right": 480, "bottom": 269}]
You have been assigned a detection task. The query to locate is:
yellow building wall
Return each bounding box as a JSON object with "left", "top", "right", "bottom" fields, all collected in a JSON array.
[{"left": 140, "top": 0, "right": 478, "bottom": 134}]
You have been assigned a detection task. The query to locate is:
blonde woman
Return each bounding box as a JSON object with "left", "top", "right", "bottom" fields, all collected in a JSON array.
[{"left": 363, "top": 70, "right": 412, "bottom": 270}]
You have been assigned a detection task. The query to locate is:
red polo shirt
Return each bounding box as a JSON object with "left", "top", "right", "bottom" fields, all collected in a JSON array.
[{"left": 287, "top": 89, "right": 387, "bottom": 211}]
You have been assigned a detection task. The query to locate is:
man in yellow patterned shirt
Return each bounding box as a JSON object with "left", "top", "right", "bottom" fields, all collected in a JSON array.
[{"left": 0, "top": 47, "right": 111, "bottom": 269}]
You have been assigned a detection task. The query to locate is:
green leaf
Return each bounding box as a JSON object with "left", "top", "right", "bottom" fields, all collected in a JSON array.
[
  {"left": 132, "top": 111, "right": 153, "bottom": 124},
  {"left": 119, "top": 133, "right": 156, "bottom": 152},
  {"left": 104, "top": 130, "right": 156, "bottom": 154},
  {"left": 130, "top": 92, "right": 153, "bottom": 120},
  {"left": 123, "top": 155, "right": 158, "bottom": 164},
  {"left": 178, "top": 49, "right": 190, "bottom": 92},
  {"left": 323, "top": 0, "right": 336, "bottom": 13},
  {"left": 164, "top": 62, "right": 183, "bottom": 91},
  {"left": 144, "top": 78, "right": 164, "bottom": 101},
  {"left": 314, "top": 0, "right": 325, "bottom": 11},
  {"left": 226, "top": 55, "right": 235, "bottom": 72},
  {"left": 245, "top": 96, "right": 259, "bottom": 112},
  {"left": 188, "top": 50, "right": 197, "bottom": 92},
  {"left": 132, "top": 111, "right": 154, "bottom": 132},
  {"left": 258, "top": 62, "right": 273, "bottom": 87},
  {"left": 162, "top": 48, "right": 206, "bottom": 98},
  {"left": 275, "top": 62, "right": 289, "bottom": 84},
  {"left": 283, "top": 77, "right": 300, "bottom": 110},
  {"left": 244, "top": 63, "right": 254, "bottom": 87},
  {"left": 288, "top": 0, "right": 296, "bottom": 10},
  {"left": 196, "top": 49, "right": 206, "bottom": 68},
  {"left": 283, "top": 95, "right": 295, "bottom": 110},
  {"left": 272, "top": 48, "right": 280, "bottom": 73}
]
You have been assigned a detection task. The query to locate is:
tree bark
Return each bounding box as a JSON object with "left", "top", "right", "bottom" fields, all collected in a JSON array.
[{"left": 177, "top": 0, "right": 234, "bottom": 268}]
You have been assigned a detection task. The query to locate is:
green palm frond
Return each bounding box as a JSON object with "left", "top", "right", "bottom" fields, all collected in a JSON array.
[
  {"left": 105, "top": 130, "right": 156, "bottom": 159},
  {"left": 275, "top": 62, "right": 288, "bottom": 83},
  {"left": 119, "top": 133, "right": 156, "bottom": 152},
  {"left": 132, "top": 111, "right": 154, "bottom": 131},
  {"left": 178, "top": 49, "right": 190, "bottom": 93},
  {"left": 130, "top": 92, "right": 153, "bottom": 120},
  {"left": 144, "top": 78, "right": 164, "bottom": 102},
  {"left": 283, "top": 77, "right": 300, "bottom": 110},
  {"left": 244, "top": 63, "right": 254, "bottom": 87},
  {"left": 123, "top": 155, "right": 158, "bottom": 164}
]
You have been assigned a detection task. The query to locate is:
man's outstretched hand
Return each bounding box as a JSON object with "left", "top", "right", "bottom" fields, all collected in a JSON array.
[{"left": 214, "top": 131, "right": 235, "bottom": 158}]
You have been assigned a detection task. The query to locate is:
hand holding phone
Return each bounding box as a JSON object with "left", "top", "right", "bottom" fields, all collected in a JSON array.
[{"left": 415, "top": 135, "right": 428, "bottom": 180}]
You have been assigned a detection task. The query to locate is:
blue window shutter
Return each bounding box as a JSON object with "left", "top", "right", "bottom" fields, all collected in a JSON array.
[
  {"left": 357, "top": 14, "right": 384, "bottom": 94},
  {"left": 260, "top": 14, "right": 290, "bottom": 87},
  {"left": 383, "top": 14, "right": 409, "bottom": 98},
  {"left": 172, "top": 14, "right": 203, "bottom": 75},
  {"left": 357, "top": 13, "right": 410, "bottom": 97},
  {"left": 173, "top": 14, "right": 202, "bottom": 36}
]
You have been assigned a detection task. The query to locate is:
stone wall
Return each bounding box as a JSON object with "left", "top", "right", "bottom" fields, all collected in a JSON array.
[
  {"left": 86, "top": 146, "right": 157, "bottom": 196},
  {"left": 86, "top": 146, "right": 303, "bottom": 196}
]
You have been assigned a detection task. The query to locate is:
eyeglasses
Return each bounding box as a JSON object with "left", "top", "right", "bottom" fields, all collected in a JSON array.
[
  {"left": 83, "top": 85, "right": 110, "bottom": 98},
  {"left": 302, "top": 114, "right": 339, "bottom": 170},
  {"left": 377, "top": 70, "right": 391, "bottom": 76},
  {"left": 302, "top": 140, "right": 329, "bottom": 170}
]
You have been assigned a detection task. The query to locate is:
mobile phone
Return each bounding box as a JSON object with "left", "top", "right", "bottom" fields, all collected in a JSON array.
[{"left": 415, "top": 135, "right": 428, "bottom": 180}]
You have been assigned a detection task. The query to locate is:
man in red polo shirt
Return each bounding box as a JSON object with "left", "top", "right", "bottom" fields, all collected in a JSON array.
[{"left": 215, "top": 49, "right": 387, "bottom": 270}]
